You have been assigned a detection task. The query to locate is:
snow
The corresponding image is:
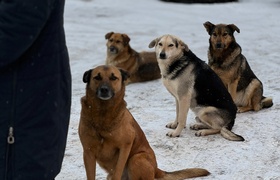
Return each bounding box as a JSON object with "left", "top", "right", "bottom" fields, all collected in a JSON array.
[{"left": 57, "top": 0, "right": 280, "bottom": 179}]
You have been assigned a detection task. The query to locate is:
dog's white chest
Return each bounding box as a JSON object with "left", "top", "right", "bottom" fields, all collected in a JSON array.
[{"left": 162, "top": 78, "right": 179, "bottom": 97}]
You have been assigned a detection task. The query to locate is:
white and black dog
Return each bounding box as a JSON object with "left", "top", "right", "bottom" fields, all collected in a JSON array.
[{"left": 149, "top": 34, "right": 244, "bottom": 141}]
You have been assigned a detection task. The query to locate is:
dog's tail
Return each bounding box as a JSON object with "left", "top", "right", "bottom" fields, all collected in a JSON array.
[
  {"left": 261, "top": 96, "right": 273, "bottom": 109},
  {"left": 220, "top": 127, "right": 245, "bottom": 141},
  {"left": 156, "top": 168, "right": 210, "bottom": 180}
]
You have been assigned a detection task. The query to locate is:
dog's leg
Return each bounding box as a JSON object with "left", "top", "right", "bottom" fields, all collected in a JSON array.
[
  {"left": 112, "top": 141, "right": 133, "bottom": 179},
  {"left": 190, "top": 117, "right": 210, "bottom": 130},
  {"left": 166, "top": 99, "right": 179, "bottom": 129},
  {"left": 190, "top": 117, "right": 209, "bottom": 130},
  {"left": 228, "top": 79, "right": 239, "bottom": 103},
  {"left": 237, "top": 106, "right": 253, "bottom": 113},
  {"left": 79, "top": 122, "right": 97, "bottom": 180},
  {"left": 191, "top": 119, "right": 219, "bottom": 136},
  {"left": 166, "top": 97, "right": 190, "bottom": 137},
  {"left": 83, "top": 150, "right": 96, "bottom": 180},
  {"left": 195, "top": 129, "right": 221, "bottom": 136},
  {"left": 237, "top": 79, "right": 262, "bottom": 113},
  {"left": 251, "top": 85, "right": 263, "bottom": 111},
  {"left": 127, "top": 153, "right": 155, "bottom": 180},
  {"left": 193, "top": 107, "right": 222, "bottom": 137}
]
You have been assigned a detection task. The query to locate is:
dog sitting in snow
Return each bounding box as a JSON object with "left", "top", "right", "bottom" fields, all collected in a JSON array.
[
  {"left": 79, "top": 65, "right": 210, "bottom": 179},
  {"left": 149, "top": 34, "right": 244, "bottom": 141},
  {"left": 204, "top": 21, "right": 273, "bottom": 113}
]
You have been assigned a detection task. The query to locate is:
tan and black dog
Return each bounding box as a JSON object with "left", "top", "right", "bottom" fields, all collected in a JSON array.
[
  {"left": 79, "top": 65, "right": 210, "bottom": 180},
  {"left": 105, "top": 32, "right": 161, "bottom": 84},
  {"left": 203, "top": 21, "right": 273, "bottom": 113},
  {"left": 149, "top": 35, "right": 244, "bottom": 141}
]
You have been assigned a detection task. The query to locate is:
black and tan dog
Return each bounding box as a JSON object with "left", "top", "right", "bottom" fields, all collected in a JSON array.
[
  {"left": 105, "top": 32, "right": 161, "bottom": 84},
  {"left": 203, "top": 21, "right": 273, "bottom": 113},
  {"left": 149, "top": 35, "right": 244, "bottom": 141},
  {"left": 79, "top": 65, "right": 209, "bottom": 180}
]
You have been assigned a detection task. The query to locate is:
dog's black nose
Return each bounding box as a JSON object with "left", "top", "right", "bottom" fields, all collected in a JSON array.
[
  {"left": 216, "top": 43, "right": 222, "bottom": 49},
  {"left": 109, "top": 46, "right": 118, "bottom": 54},
  {"left": 97, "top": 85, "right": 113, "bottom": 100},
  {"left": 159, "top": 52, "right": 166, "bottom": 59},
  {"left": 100, "top": 86, "right": 109, "bottom": 94}
]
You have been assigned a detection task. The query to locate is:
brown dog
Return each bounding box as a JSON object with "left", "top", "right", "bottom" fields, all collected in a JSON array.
[
  {"left": 79, "top": 65, "right": 210, "bottom": 180},
  {"left": 105, "top": 32, "right": 161, "bottom": 84},
  {"left": 204, "top": 21, "right": 273, "bottom": 113}
]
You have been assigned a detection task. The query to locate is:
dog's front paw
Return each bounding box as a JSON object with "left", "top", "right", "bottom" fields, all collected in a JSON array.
[
  {"left": 166, "top": 122, "right": 178, "bottom": 129},
  {"left": 166, "top": 130, "right": 180, "bottom": 137}
]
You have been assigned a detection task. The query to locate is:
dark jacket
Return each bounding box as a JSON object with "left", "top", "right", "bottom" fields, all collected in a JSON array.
[{"left": 0, "top": 0, "right": 71, "bottom": 179}]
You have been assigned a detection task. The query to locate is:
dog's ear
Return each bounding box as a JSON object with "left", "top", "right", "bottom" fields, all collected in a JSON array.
[
  {"left": 178, "top": 40, "right": 189, "bottom": 51},
  {"left": 119, "top": 68, "right": 130, "bottom": 82},
  {"left": 203, "top": 21, "right": 215, "bottom": 35},
  {"left": 83, "top": 69, "right": 93, "bottom": 83},
  {"left": 227, "top": 24, "right": 240, "bottom": 34},
  {"left": 121, "top": 34, "right": 130, "bottom": 45},
  {"left": 148, "top": 39, "right": 158, "bottom": 48},
  {"left": 105, "top": 32, "right": 114, "bottom": 39}
]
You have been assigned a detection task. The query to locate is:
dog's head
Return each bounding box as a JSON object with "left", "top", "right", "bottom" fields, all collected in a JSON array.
[
  {"left": 203, "top": 21, "right": 240, "bottom": 51},
  {"left": 105, "top": 32, "right": 130, "bottom": 55},
  {"left": 149, "top": 35, "right": 189, "bottom": 60},
  {"left": 83, "top": 65, "right": 129, "bottom": 100}
]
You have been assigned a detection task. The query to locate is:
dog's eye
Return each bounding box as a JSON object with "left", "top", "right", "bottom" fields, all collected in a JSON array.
[
  {"left": 93, "top": 74, "right": 102, "bottom": 81},
  {"left": 109, "top": 39, "right": 113, "bottom": 42},
  {"left": 212, "top": 33, "right": 217, "bottom": 37},
  {"left": 116, "top": 40, "right": 121, "bottom": 43},
  {"left": 223, "top": 33, "right": 228, "bottom": 37},
  {"left": 168, "top": 44, "right": 174, "bottom": 47},
  {"left": 109, "top": 75, "right": 118, "bottom": 81},
  {"left": 158, "top": 43, "right": 162, "bottom": 46}
]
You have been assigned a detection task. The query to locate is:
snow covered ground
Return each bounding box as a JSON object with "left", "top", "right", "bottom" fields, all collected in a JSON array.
[{"left": 57, "top": 0, "right": 280, "bottom": 179}]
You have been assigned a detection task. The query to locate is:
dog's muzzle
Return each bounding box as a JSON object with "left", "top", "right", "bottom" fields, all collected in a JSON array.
[
  {"left": 97, "top": 85, "right": 114, "bottom": 100},
  {"left": 108, "top": 46, "right": 118, "bottom": 54}
]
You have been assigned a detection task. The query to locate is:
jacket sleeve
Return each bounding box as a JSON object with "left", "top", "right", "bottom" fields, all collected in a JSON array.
[{"left": 0, "top": 0, "right": 53, "bottom": 68}]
